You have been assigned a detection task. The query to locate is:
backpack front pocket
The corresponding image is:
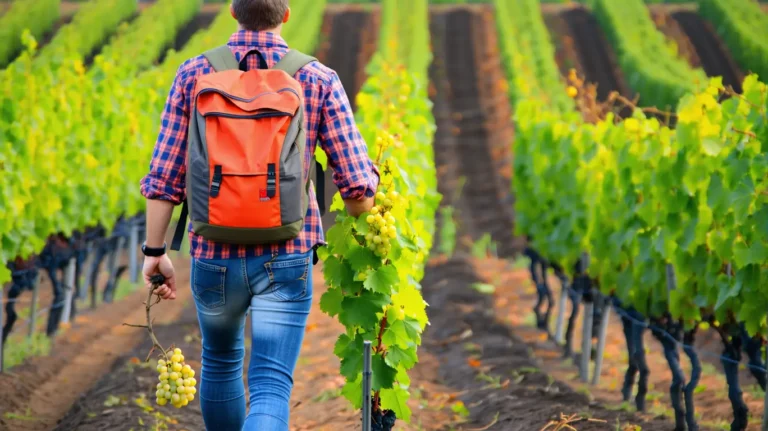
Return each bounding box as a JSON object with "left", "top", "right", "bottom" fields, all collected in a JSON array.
[{"left": 209, "top": 170, "right": 282, "bottom": 228}]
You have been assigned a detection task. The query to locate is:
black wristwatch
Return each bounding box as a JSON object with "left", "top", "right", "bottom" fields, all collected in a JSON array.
[{"left": 142, "top": 242, "right": 167, "bottom": 257}]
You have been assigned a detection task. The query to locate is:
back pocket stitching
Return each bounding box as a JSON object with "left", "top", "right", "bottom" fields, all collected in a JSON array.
[
  {"left": 266, "top": 258, "right": 310, "bottom": 300},
  {"left": 193, "top": 263, "right": 226, "bottom": 308}
]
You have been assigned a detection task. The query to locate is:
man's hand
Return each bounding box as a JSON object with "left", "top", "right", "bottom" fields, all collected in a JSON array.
[
  {"left": 344, "top": 196, "right": 375, "bottom": 218},
  {"left": 143, "top": 255, "right": 177, "bottom": 300}
]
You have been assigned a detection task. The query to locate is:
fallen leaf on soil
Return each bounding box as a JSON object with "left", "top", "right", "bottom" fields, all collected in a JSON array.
[
  {"left": 467, "top": 358, "right": 482, "bottom": 368},
  {"left": 129, "top": 357, "right": 141, "bottom": 364}
]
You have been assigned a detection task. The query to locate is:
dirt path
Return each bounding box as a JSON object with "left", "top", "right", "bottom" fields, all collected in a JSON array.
[
  {"left": 0, "top": 257, "right": 192, "bottom": 431},
  {"left": 54, "top": 265, "right": 462, "bottom": 431},
  {"left": 479, "top": 258, "right": 766, "bottom": 430},
  {"left": 670, "top": 11, "right": 744, "bottom": 92},
  {"left": 429, "top": 7, "right": 520, "bottom": 258},
  {"left": 315, "top": 8, "right": 380, "bottom": 233},
  {"left": 560, "top": 7, "right": 631, "bottom": 103},
  {"left": 423, "top": 256, "right": 671, "bottom": 430}
]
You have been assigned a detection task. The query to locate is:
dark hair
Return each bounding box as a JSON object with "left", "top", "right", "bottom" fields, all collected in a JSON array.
[{"left": 232, "top": 0, "right": 289, "bottom": 32}]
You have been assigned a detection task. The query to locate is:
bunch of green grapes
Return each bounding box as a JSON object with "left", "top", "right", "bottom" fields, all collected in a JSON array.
[
  {"left": 364, "top": 189, "right": 400, "bottom": 257},
  {"left": 155, "top": 348, "right": 197, "bottom": 408}
]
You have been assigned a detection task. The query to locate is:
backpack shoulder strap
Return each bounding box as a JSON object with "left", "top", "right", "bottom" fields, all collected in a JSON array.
[
  {"left": 202, "top": 45, "right": 240, "bottom": 72},
  {"left": 273, "top": 50, "right": 317, "bottom": 76}
]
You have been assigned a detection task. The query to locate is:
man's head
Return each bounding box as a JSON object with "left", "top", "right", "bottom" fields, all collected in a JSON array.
[{"left": 230, "top": 0, "right": 290, "bottom": 32}]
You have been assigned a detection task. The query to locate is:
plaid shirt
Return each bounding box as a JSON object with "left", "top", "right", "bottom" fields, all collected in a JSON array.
[{"left": 140, "top": 31, "right": 379, "bottom": 259}]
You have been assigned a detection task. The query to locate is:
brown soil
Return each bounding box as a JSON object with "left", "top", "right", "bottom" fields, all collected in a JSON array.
[
  {"left": 477, "top": 258, "right": 766, "bottom": 431},
  {"left": 670, "top": 11, "right": 744, "bottom": 92},
  {"left": 650, "top": 11, "right": 703, "bottom": 70},
  {"left": 54, "top": 264, "right": 462, "bottom": 431},
  {"left": 423, "top": 257, "right": 671, "bottom": 430},
  {"left": 314, "top": 8, "right": 380, "bottom": 233},
  {"left": 543, "top": 11, "right": 585, "bottom": 84},
  {"left": 551, "top": 6, "right": 632, "bottom": 103},
  {"left": 429, "top": 6, "right": 521, "bottom": 258},
  {"left": 0, "top": 257, "right": 192, "bottom": 431}
]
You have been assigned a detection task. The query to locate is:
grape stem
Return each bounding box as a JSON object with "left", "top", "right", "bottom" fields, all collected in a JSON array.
[{"left": 123, "top": 280, "right": 170, "bottom": 363}]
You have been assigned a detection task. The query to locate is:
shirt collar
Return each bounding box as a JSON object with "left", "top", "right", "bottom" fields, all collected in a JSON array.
[{"left": 227, "top": 30, "right": 288, "bottom": 50}]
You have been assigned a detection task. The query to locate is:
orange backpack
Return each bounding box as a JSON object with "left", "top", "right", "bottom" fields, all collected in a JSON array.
[{"left": 170, "top": 47, "right": 319, "bottom": 251}]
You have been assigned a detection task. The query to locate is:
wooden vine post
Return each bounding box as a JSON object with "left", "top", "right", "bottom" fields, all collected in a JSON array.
[{"left": 580, "top": 252, "right": 592, "bottom": 383}]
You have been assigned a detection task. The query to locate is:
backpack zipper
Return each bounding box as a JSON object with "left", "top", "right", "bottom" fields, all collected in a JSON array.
[
  {"left": 203, "top": 111, "right": 290, "bottom": 119},
  {"left": 196, "top": 87, "right": 300, "bottom": 103}
]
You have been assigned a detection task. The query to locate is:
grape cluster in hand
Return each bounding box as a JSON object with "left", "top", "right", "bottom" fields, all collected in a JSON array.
[
  {"left": 364, "top": 189, "right": 400, "bottom": 257},
  {"left": 155, "top": 348, "right": 197, "bottom": 408}
]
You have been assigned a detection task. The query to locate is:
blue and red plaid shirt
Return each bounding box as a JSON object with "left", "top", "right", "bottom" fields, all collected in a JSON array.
[{"left": 140, "top": 31, "right": 379, "bottom": 259}]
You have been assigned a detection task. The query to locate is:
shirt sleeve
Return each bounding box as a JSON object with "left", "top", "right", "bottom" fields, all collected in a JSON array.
[
  {"left": 140, "top": 65, "right": 189, "bottom": 205},
  {"left": 317, "top": 71, "right": 379, "bottom": 200}
]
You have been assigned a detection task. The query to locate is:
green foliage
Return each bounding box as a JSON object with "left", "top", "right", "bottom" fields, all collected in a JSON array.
[
  {"left": 698, "top": 0, "right": 768, "bottom": 81},
  {"left": 0, "top": 0, "right": 60, "bottom": 67},
  {"left": 493, "top": 0, "right": 573, "bottom": 113},
  {"left": 319, "top": 0, "right": 439, "bottom": 421},
  {"left": 495, "top": 0, "right": 768, "bottom": 336},
  {"left": 587, "top": 0, "right": 708, "bottom": 108},
  {"left": 33, "top": 0, "right": 138, "bottom": 68},
  {"left": 513, "top": 72, "right": 768, "bottom": 332}
]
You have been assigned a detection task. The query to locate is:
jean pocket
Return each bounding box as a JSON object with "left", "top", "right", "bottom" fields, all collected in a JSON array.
[
  {"left": 264, "top": 255, "right": 310, "bottom": 301},
  {"left": 192, "top": 260, "right": 226, "bottom": 309}
]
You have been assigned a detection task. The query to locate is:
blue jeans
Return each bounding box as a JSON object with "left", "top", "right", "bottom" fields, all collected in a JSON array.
[{"left": 190, "top": 251, "right": 313, "bottom": 431}]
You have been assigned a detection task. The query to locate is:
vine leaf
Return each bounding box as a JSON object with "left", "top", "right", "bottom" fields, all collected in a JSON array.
[
  {"left": 380, "top": 386, "right": 411, "bottom": 422},
  {"left": 340, "top": 291, "right": 389, "bottom": 328},
  {"left": 347, "top": 246, "right": 380, "bottom": 272},
  {"left": 324, "top": 256, "right": 355, "bottom": 289},
  {"left": 364, "top": 265, "right": 399, "bottom": 294},
  {"left": 339, "top": 334, "right": 364, "bottom": 379},
  {"left": 342, "top": 375, "right": 363, "bottom": 409},
  {"left": 384, "top": 344, "right": 418, "bottom": 369},
  {"left": 319, "top": 287, "right": 344, "bottom": 317},
  {"left": 371, "top": 354, "right": 397, "bottom": 391}
]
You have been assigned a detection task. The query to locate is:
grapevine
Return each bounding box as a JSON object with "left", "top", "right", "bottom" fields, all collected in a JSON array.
[{"left": 319, "top": 1, "right": 438, "bottom": 425}]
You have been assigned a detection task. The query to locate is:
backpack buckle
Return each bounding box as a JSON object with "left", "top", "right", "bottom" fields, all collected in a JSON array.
[
  {"left": 210, "top": 165, "right": 222, "bottom": 198},
  {"left": 266, "top": 164, "right": 277, "bottom": 198}
]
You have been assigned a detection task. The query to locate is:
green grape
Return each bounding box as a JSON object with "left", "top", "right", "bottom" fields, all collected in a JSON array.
[
  {"left": 366, "top": 215, "right": 375, "bottom": 224},
  {"left": 373, "top": 236, "right": 382, "bottom": 244},
  {"left": 376, "top": 191, "right": 386, "bottom": 201}
]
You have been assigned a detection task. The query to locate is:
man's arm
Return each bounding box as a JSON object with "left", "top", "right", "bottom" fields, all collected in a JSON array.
[
  {"left": 139, "top": 64, "right": 191, "bottom": 299},
  {"left": 317, "top": 71, "right": 379, "bottom": 217}
]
